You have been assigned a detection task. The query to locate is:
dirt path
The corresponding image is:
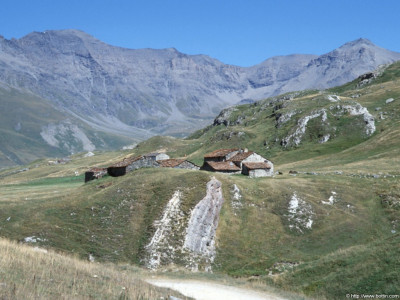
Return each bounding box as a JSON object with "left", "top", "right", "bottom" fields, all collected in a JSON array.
[{"left": 146, "top": 279, "right": 287, "bottom": 300}]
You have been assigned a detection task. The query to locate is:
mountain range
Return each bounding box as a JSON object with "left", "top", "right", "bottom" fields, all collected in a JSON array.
[{"left": 1, "top": 29, "right": 400, "bottom": 167}]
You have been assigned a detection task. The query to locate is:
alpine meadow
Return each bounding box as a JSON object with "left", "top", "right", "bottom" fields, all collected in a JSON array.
[{"left": 1, "top": 29, "right": 400, "bottom": 300}]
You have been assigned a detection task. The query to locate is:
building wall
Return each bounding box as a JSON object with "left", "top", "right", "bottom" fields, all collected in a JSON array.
[
  {"left": 85, "top": 170, "right": 107, "bottom": 182},
  {"left": 200, "top": 163, "right": 214, "bottom": 172},
  {"left": 107, "top": 166, "right": 127, "bottom": 177},
  {"left": 204, "top": 157, "right": 224, "bottom": 162},
  {"left": 242, "top": 153, "right": 274, "bottom": 174},
  {"left": 126, "top": 158, "right": 160, "bottom": 172},
  {"left": 85, "top": 171, "right": 96, "bottom": 182},
  {"left": 249, "top": 169, "right": 273, "bottom": 178},
  {"left": 175, "top": 161, "right": 199, "bottom": 170}
]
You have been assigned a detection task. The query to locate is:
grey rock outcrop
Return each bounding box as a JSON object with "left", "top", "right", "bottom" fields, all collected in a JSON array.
[{"left": 183, "top": 177, "right": 224, "bottom": 268}]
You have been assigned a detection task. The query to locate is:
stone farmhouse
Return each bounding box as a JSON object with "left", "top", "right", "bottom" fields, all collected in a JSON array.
[
  {"left": 85, "top": 152, "right": 199, "bottom": 182},
  {"left": 107, "top": 154, "right": 161, "bottom": 177},
  {"left": 85, "top": 148, "right": 273, "bottom": 183},
  {"left": 201, "top": 148, "right": 273, "bottom": 177}
]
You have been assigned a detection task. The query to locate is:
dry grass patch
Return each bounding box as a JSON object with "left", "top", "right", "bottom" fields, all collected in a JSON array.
[{"left": 0, "top": 238, "right": 189, "bottom": 299}]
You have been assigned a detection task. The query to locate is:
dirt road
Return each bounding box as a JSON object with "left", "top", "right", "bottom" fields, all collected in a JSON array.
[{"left": 146, "top": 279, "right": 287, "bottom": 300}]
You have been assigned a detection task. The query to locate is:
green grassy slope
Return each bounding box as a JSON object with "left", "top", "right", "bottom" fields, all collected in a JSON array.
[
  {"left": 1, "top": 62, "right": 400, "bottom": 299},
  {"left": 137, "top": 62, "right": 400, "bottom": 175}
]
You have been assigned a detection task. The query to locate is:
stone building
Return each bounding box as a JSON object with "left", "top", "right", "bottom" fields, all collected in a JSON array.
[
  {"left": 241, "top": 162, "right": 273, "bottom": 178},
  {"left": 107, "top": 155, "right": 160, "bottom": 177},
  {"left": 201, "top": 148, "right": 274, "bottom": 177},
  {"left": 84, "top": 167, "right": 107, "bottom": 182},
  {"left": 228, "top": 150, "right": 274, "bottom": 176}
]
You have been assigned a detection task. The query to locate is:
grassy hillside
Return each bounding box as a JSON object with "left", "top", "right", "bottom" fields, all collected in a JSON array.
[{"left": 1, "top": 62, "right": 400, "bottom": 299}]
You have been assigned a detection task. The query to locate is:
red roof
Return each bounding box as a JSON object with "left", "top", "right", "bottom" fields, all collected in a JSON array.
[
  {"left": 242, "top": 162, "right": 271, "bottom": 170},
  {"left": 204, "top": 148, "right": 239, "bottom": 158},
  {"left": 205, "top": 161, "right": 241, "bottom": 171}
]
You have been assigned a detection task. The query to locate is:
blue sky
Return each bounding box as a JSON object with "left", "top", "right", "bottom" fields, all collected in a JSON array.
[{"left": 1, "top": 0, "right": 400, "bottom": 66}]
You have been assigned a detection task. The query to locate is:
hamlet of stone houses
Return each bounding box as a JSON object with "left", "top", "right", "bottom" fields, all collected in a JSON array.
[{"left": 85, "top": 148, "right": 274, "bottom": 183}]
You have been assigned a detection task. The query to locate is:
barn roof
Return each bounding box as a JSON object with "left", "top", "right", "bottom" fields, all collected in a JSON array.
[
  {"left": 158, "top": 158, "right": 185, "bottom": 168},
  {"left": 204, "top": 148, "right": 239, "bottom": 158},
  {"left": 242, "top": 162, "right": 271, "bottom": 170},
  {"left": 229, "top": 151, "right": 255, "bottom": 162},
  {"left": 205, "top": 161, "right": 241, "bottom": 171},
  {"left": 88, "top": 167, "right": 107, "bottom": 172},
  {"left": 109, "top": 155, "right": 143, "bottom": 168}
]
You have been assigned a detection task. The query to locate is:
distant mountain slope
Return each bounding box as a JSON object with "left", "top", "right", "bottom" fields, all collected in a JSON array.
[
  {"left": 1, "top": 30, "right": 400, "bottom": 166},
  {"left": 1, "top": 62, "right": 400, "bottom": 300},
  {"left": 0, "top": 83, "right": 136, "bottom": 167}
]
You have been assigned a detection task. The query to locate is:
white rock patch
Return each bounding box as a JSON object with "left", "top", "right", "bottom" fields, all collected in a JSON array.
[
  {"left": 319, "top": 134, "right": 330, "bottom": 143},
  {"left": 84, "top": 151, "right": 95, "bottom": 157},
  {"left": 281, "top": 109, "right": 328, "bottom": 147},
  {"left": 287, "top": 193, "right": 314, "bottom": 233},
  {"left": 183, "top": 177, "right": 224, "bottom": 271},
  {"left": 145, "top": 190, "right": 185, "bottom": 270},
  {"left": 277, "top": 110, "right": 299, "bottom": 126},
  {"left": 386, "top": 98, "right": 394, "bottom": 104},
  {"left": 339, "top": 103, "right": 376, "bottom": 136},
  {"left": 322, "top": 191, "right": 337, "bottom": 205},
  {"left": 328, "top": 95, "right": 341, "bottom": 102},
  {"left": 24, "top": 236, "right": 47, "bottom": 243},
  {"left": 231, "top": 184, "right": 243, "bottom": 214}
]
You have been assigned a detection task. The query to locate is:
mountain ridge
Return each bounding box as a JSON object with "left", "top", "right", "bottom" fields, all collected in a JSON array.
[{"left": 1, "top": 30, "right": 400, "bottom": 167}]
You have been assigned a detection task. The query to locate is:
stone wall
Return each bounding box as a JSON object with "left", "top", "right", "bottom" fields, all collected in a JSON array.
[
  {"left": 176, "top": 161, "right": 199, "bottom": 170},
  {"left": 126, "top": 158, "right": 160, "bottom": 172},
  {"left": 249, "top": 168, "right": 273, "bottom": 178}
]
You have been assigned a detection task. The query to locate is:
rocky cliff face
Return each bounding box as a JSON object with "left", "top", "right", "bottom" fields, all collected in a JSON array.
[{"left": 1, "top": 30, "right": 400, "bottom": 154}]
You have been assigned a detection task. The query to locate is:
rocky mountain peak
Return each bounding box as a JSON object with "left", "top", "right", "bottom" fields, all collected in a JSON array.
[{"left": 0, "top": 30, "right": 400, "bottom": 163}]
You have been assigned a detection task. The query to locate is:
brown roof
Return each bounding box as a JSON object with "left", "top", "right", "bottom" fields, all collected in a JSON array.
[
  {"left": 158, "top": 158, "right": 185, "bottom": 168},
  {"left": 242, "top": 162, "right": 271, "bottom": 170},
  {"left": 88, "top": 167, "right": 107, "bottom": 172},
  {"left": 229, "top": 151, "right": 254, "bottom": 162},
  {"left": 204, "top": 148, "right": 239, "bottom": 158},
  {"left": 205, "top": 161, "right": 241, "bottom": 171},
  {"left": 109, "top": 155, "right": 143, "bottom": 168}
]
